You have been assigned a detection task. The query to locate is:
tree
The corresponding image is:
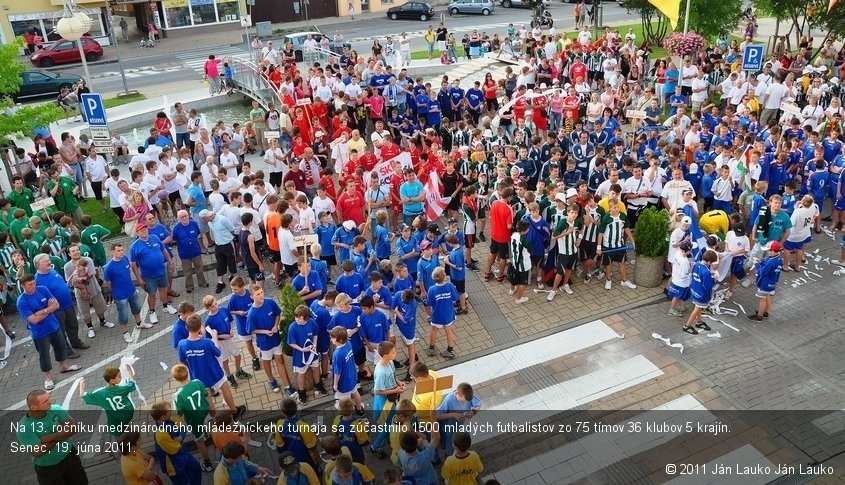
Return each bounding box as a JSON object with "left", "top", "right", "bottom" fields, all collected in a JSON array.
[
  {"left": 687, "top": 0, "right": 743, "bottom": 39},
  {"left": 620, "top": 0, "right": 671, "bottom": 45}
]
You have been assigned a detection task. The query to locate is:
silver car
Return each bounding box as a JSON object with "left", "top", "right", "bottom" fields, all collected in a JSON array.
[{"left": 448, "top": 0, "right": 495, "bottom": 15}]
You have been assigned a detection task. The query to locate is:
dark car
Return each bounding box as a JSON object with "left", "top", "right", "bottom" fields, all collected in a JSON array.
[
  {"left": 387, "top": 1, "right": 436, "bottom": 20},
  {"left": 30, "top": 36, "right": 103, "bottom": 68},
  {"left": 14, "top": 70, "right": 79, "bottom": 102}
]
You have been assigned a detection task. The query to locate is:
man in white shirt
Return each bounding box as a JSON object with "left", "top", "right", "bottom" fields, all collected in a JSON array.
[
  {"left": 680, "top": 58, "right": 698, "bottom": 97},
  {"left": 761, "top": 75, "right": 788, "bottom": 126},
  {"left": 577, "top": 26, "right": 591, "bottom": 46},
  {"left": 683, "top": 121, "right": 701, "bottom": 149},
  {"left": 104, "top": 172, "right": 125, "bottom": 219},
  {"left": 663, "top": 106, "right": 691, "bottom": 132},
  {"left": 756, "top": 63, "right": 774, "bottom": 86},
  {"left": 219, "top": 144, "right": 239, "bottom": 179},
  {"left": 370, "top": 122, "right": 387, "bottom": 152},
  {"left": 331, "top": 135, "right": 350, "bottom": 175},
  {"left": 264, "top": 137, "right": 287, "bottom": 189},
  {"left": 690, "top": 71, "right": 709, "bottom": 112},
  {"left": 262, "top": 41, "right": 279, "bottom": 66},
  {"left": 399, "top": 32, "right": 411, "bottom": 66},
  {"left": 84, "top": 146, "right": 110, "bottom": 210},
  {"left": 311, "top": 186, "right": 337, "bottom": 223}
]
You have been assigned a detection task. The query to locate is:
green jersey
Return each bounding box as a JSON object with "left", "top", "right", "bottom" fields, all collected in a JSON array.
[
  {"left": 45, "top": 237, "right": 64, "bottom": 259},
  {"left": 7, "top": 188, "right": 34, "bottom": 216},
  {"left": 0, "top": 242, "right": 14, "bottom": 270},
  {"left": 82, "top": 381, "right": 137, "bottom": 436},
  {"left": 16, "top": 405, "right": 76, "bottom": 466},
  {"left": 9, "top": 218, "right": 28, "bottom": 246},
  {"left": 249, "top": 107, "right": 266, "bottom": 129},
  {"left": 173, "top": 379, "right": 210, "bottom": 429},
  {"left": 31, "top": 225, "right": 46, "bottom": 246},
  {"left": 546, "top": 204, "right": 567, "bottom": 227},
  {"left": 21, "top": 239, "right": 40, "bottom": 262},
  {"left": 54, "top": 225, "right": 71, "bottom": 247},
  {"left": 554, "top": 218, "right": 581, "bottom": 255},
  {"left": 46, "top": 176, "right": 79, "bottom": 213},
  {"left": 582, "top": 207, "right": 601, "bottom": 243},
  {"left": 78, "top": 243, "right": 93, "bottom": 260},
  {"left": 81, "top": 224, "right": 111, "bottom": 266},
  {"left": 598, "top": 213, "right": 629, "bottom": 249}
]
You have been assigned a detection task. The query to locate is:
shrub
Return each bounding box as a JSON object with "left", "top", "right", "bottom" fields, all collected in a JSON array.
[
  {"left": 634, "top": 207, "right": 670, "bottom": 258},
  {"left": 278, "top": 283, "right": 304, "bottom": 356},
  {"left": 663, "top": 32, "right": 707, "bottom": 58}
]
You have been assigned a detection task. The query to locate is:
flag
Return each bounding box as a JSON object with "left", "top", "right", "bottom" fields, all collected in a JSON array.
[
  {"left": 424, "top": 171, "right": 449, "bottom": 221},
  {"left": 648, "top": 0, "right": 681, "bottom": 29},
  {"left": 683, "top": 205, "right": 707, "bottom": 258},
  {"left": 830, "top": 0, "right": 838, "bottom": 13}
]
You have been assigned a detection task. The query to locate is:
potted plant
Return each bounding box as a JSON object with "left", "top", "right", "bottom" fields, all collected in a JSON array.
[
  {"left": 278, "top": 283, "right": 304, "bottom": 356},
  {"left": 633, "top": 207, "right": 670, "bottom": 287}
]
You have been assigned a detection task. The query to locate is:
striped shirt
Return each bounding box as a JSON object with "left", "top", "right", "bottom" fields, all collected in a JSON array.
[
  {"left": 0, "top": 242, "right": 14, "bottom": 269},
  {"left": 599, "top": 213, "right": 629, "bottom": 249},
  {"left": 546, "top": 204, "right": 567, "bottom": 227},
  {"left": 582, "top": 207, "right": 601, "bottom": 243},
  {"left": 554, "top": 218, "right": 581, "bottom": 255},
  {"left": 510, "top": 233, "right": 531, "bottom": 272},
  {"left": 45, "top": 237, "right": 65, "bottom": 260}
]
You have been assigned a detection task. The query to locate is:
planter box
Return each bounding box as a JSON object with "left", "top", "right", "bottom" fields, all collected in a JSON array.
[{"left": 634, "top": 255, "right": 665, "bottom": 288}]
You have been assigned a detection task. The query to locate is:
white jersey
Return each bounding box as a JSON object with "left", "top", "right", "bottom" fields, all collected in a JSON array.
[
  {"left": 670, "top": 252, "right": 693, "bottom": 288},
  {"left": 788, "top": 204, "right": 819, "bottom": 242}
]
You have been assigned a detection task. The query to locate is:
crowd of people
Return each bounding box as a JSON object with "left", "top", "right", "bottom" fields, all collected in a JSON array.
[{"left": 9, "top": 13, "right": 845, "bottom": 485}]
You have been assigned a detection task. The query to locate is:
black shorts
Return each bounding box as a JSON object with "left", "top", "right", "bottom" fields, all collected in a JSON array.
[
  {"left": 283, "top": 263, "right": 298, "bottom": 278},
  {"left": 321, "top": 254, "right": 337, "bottom": 266},
  {"left": 246, "top": 265, "right": 265, "bottom": 282},
  {"left": 508, "top": 267, "right": 529, "bottom": 286},
  {"left": 530, "top": 255, "right": 544, "bottom": 267},
  {"left": 579, "top": 241, "right": 597, "bottom": 261},
  {"left": 354, "top": 347, "right": 366, "bottom": 366},
  {"left": 681, "top": 86, "right": 692, "bottom": 97},
  {"left": 465, "top": 234, "right": 476, "bottom": 249},
  {"left": 90, "top": 181, "right": 103, "bottom": 200},
  {"left": 489, "top": 240, "right": 509, "bottom": 259},
  {"left": 269, "top": 249, "right": 281, "bottom": 263},
  {"left": 168, "top": 190, "right": 180, "bottom": 203},
  {"left": 601, "top": 251, "right": 626, "bottom": 266},
  {"left": 556, "top": 253, "right": 578, "bottom": 273},
  {"left": 269, "top": 171, "right": 283, "bottom": 188},
  {"left": 453, "top": 279, "right": 465, "bottom": 294}
]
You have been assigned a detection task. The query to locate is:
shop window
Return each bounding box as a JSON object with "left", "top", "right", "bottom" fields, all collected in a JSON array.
[
  {"left": 190, "top": 0, "right": 217, "bottom": 24},
  {"left": 164, "top": 0, "right": 192, "bottom": 27},
  {"left": 216, "top": 0, "right": 240, "bottom": 22}
]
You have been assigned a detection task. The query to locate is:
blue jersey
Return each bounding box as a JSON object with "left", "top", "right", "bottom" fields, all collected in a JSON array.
[
  {"left": 205, "top": 308, "right": 233, "bottom": 338},
  {"left": 350, "top": 250, "right": 370, "bottom": 279},
  {"left": 363, "top": 284, "right": 392, "bottom": 311},
  {"left": 781, "top": 193, "right": 798, "bottom": 214},
  {"left": 358, "top": 310, "right": 389, "bottom": 347},
  {"left": 331, "top": 226, "right": 358, "bottom": 262},
  {"left": 689, "top": 262, "right": 714, "bottom": 305},
  {"left": 447, "top": 247, "right": 466, "bottom": 282},
  {"left": 291, "top": 270, "right": 323, "bottom": 306},
  {"left": 393, "top": 275, "right": 415, "bottom": 293},
  {"left": 417, "top": 257, "right": 438, "bottom": 294},
  {"left": 426, "top": 282, "right": 459, "bottom": 325},
  {"left": 245, "top": 299, "right": 282, "bottom": 351},
  {"left": 335, "top": 272, "right": 366, "bottom": 300},
  {"left": 309, "top": 300, "right": 333, "bottom": 353},
  {"left": 754, "top": 254, "right": 783, "bottom": 292},
  {"left": 227, "top": 290, "right": 253, "bottom": 336},
  {"left": 102, "top": 256, "right": 136, "bottom": 301},
  {"left": 309, "top": 257, "right": 329, "bottom": 294},
  {"left": 332, "top": 342, "right": 358, "bottom": 393},
  {"left": 177, "top": 338, "right": 223, "bottom": 387},
  {"left": 392, "top": 292, "right": 417, "bottom": 340},
  {"left": 315, "top": 222, "right": 336, "bottom": 258},
  {"left": 171, "top": 318, "right": 188, "bottom": 349},
  {"left": 330, "top": 306, "right": 363, "bottom": 351},
  {"left": 286, "top": 319, "right": 319, "bottom": 367},
  {"left": 396, "top": 237, "right": 420, "bottom": 274},
  {"left": 373, "top": 224, "right": 392, "bottom": 259},
  {"left": 809, "top": 170, "right": 830, "bottom": 198}
]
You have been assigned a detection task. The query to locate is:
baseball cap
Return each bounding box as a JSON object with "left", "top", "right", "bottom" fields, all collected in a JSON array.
[
  {"left": 198, "top": 209, "right": 213, "bottom": 219},
  {"left": 427, "top": 224, "right": 441, "bottom": 235},
  {"left": 135, "top": 220, "right": 148, "bottom": 230},
  {"left": 565, "top": 188, "right": 578, "bottom": 199},
  {"left": 278, "top": 451, "right": 298, "bottom": 472},
  {"left": 679, "top": 240, "right": 693, "bottom": 252},
  {"left": 314, "top": 131, "right": 324, "bottom": 138},
  {"left": 765, "top": 241, "right": 782, "bottom": 252},
  {"left": 554, "top": 192, "right": 567, "bottom": 203},
  {"left": 420, "top": 240, "right": 431, "bottom": 249},
  {"left": 342, "top": 220, "right": 356, "bottom": 231},
  {"left": 681, "top": 216, "right": 692, "bottom": 225}
]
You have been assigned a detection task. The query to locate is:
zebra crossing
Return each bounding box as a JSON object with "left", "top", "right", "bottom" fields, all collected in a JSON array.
[
  {"left": 425, "top": 318, "right": 797, "bottom": 484},
  {"left": 174, "top": 45, "right": 251, "bottom": 77}
]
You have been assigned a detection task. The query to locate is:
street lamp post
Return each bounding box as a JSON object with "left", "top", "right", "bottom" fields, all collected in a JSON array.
[{"left": 56, "top": 0, "right": 93, "bottom": 90}]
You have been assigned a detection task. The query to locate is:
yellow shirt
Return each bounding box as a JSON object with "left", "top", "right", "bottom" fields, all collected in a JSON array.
[
  {"left": 277, "top": 462, "right": 320, "bottom": 485},
  {"left": 598, "top": 198, "right": 628, "bottom": 216},
  {"left": 441, "top": 451, "right": 485, "bottom": 485},
  {"left": 389, "top": 418, "right": 415, "bottom": 465},
  {"left": 412, "top": 370, "right": 444, "bottom": 423},
  {"left": 699, "top": 209, "right": 729, "bottom": 237},
  {"left": 347, "top": 137, "right": 367, "bottom": 156},
  {"left": 120, "top": 451, "right": 154, "bottom": 485}
]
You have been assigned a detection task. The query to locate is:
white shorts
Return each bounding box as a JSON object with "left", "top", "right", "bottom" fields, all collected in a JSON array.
[
  {"left": 389, "top": 323, "right": 399, "bottom": 338},
  {"left": 210, "top": 375, "right": 227, "bottom": 391},
  {"left": 366, "top": 348, "right": 379, "bottom": 364},
  {"left": 334, "top": 389, "right": 356, "bottom": 401},
  {"left": 438, "top": 40, "right": 446, "bottom": 51},
  {"left": 217, "top": 338, "right": 239, "bottom": 361},
  {"left": 756, "top": 289, "right": 776, "bottom": 297},
  {"left": 398, "top": 333, "right": 417, "bottom": 346},
  {"left": 293, "top": 360, "right": 320, "bottom": 374},
  {"left": 431, "top": 320, "right": 454, "bottom": 329},
  {"left": 237, "top": 332, "right": 253, "bottom": 341},
  {"left": 260, "top": 344, "right": 284, "bottom": 361}
]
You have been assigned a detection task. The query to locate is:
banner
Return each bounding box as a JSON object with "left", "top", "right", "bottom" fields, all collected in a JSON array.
[
  {"left": 364, "top": 151, "right": 412, "bottom": 189},
  {"left": 424, "top": 171, "right": 449, "bottom": 222},
  {"left": 648, "top": 0, "right": 681, "bottom": 29}
]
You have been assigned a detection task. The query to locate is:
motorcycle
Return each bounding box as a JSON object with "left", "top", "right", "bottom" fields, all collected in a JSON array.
[{"left": 530, "top": 9, "right": 554, "bottom": 28}]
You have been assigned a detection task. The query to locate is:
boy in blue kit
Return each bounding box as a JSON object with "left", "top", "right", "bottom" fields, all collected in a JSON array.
[
  {"left": 359, "top": 296, "right": 390, "bottom": 367},
  {"left": 781, "top": 181, "right": 798, "bottom": 215},
  {"left": 392, "top": 262, "right": 415, "bottom": 294},
  {"left": 393, "top": 289, "right": 418, "bottom": 382},
  {"left": 331, "top": 292, "right": 368, "bottom": 377},
  {"left": 335, "top": 260, "right": 366, "bottom": 302},
  {"left": 332, "top": 220, "right": 360, "bottom": 263},
  {"left": 417, "top": 240, "right": 438, "bottom": 307},
  {"left": 310, "top": 290, "right": 337, "bottom": 380},
  {"left": 332, "top": 397, "right": 370, "bottom": 464},
  {"left": 364, "top": 271, "right": 394, "bottom": 320},
  {"left": 373, "top": 210, "right": 394, "bottom": 260},
  {"left": 331, "top": 325, "right": 365, "bottom": 415},
  {"left": 202, "top": 295, "right": 251, "bottom": 389},
  {"left": 315, "top": 212, "right": 338, "bottom": 270},
  {"left": 177, "top": 314, "right": 247, "bottom": 420},
  {"left": 245, "top": 284, "right": 295, "bottom": 396},
  {"left": 412, "top": 216, "right": 427, "bottom": 244},
  {"left": 228, "top": 276, "right": 260, "bottom": 371},
  {"left": 351, "top": 236, "right": 377, "bottom": 279},
  {"left": 683, "top": 250, "right": 718, "bottom": 335},
  {"left": 442, "top": 234, "right": 468, "bottom": 315},
  {"left": 291, "top": 259, "right": 323, "bottom": 307},
  {"left": 397, "top": 429, "right": 441, "bottom": 485},
  {"left": 150, "top": 401, "right": 203, "bottom": 485},
  {"left": 808, "top": 159, "right": 831, "bottom": 218},
  {"left": 396, "top": 224, "right": 420, "bottom": 281},
  {"left": 426, "top": 266, "right": 459, "bottom": 359},
  {"left": 563, "top": 160, "right": 581, "bottom": 189},
  {"left": 435, "top": 382, "right": 481, "bottom": 457},
  {"left": 700, "top": 163, "right": 716, "bottom": 212},
  {"left": 747, "top": 241, "right": 783, "bottom": 322},
  {"left": 309, "top": 242, "right": 329, "bottom": 291},
  {"left": 287, "top": 305, "right": 328, "bottom": 404},
  {"left": 440, "top": 218, "right": 465, "bottom": 254},
  {"left": 171, "top": 301, "right": 193, "bottom": 350}
]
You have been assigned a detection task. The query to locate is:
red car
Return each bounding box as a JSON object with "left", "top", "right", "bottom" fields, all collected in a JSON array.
[{"left": 30, "top": 36, "right": 103, "bottom": 68}]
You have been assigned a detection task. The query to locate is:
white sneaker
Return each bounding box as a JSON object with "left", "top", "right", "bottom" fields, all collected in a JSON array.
[
  {"left": 508, "top": 288, "right": 515, "bottom": 296},
  {"left": 546, "top": 290, "right": 556, "bottom": 301},
  {"left": 136, "top": 322, "right": 153, "bottom": 329},
  {"left": 833, "top": 259, "right": 845, "bottom": 267},
  {"left": 149, "top": 311, "right": 159, "bottom": 324},
  {"left": 740, "top": 278, "right": 751, "bottom": 288},
  {"left": 605, "top": 280, "right": 612, "bottom": 290},
  {"left": 515, "top": 297, "right": 529, "bottom": 304},
  {"left": 621, "top": 280, "right": 637, "bottom": 289},
  {"left": 101, "top": 321, "right": 115, "bottom": 328},
  {"left": 87, "top": 328, "right": 96, "bottom": 338},
  {"left": 162, "top": 304, "right": 177, "bottom": 315},
  {"left": 563, "top": 284, "right": 574, "bottom": 295},
  {"left": 123, "top": 332, "right": 133, "bottom": 343}
]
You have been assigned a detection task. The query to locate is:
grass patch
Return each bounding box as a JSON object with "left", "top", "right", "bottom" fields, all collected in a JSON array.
[
  {"left": 103, "top": 93, "right": 146, "bottom": 109},
  {"left": 79, "top": 198, "right": 122, "bottom": 237}
]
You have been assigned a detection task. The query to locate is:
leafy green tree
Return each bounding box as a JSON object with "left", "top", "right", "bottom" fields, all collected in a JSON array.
[
  {"left": 622, "top": 0, "right": 742, "bottom": 41},
  {"left": 620, "top": 0, "right": 671, "bottom": 44}
]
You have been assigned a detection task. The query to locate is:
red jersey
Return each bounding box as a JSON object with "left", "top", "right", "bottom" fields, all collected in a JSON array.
[
  {"left": 293, "top": 117, "right": 311, "bottom": 145},
  {"left": 489, "top": 199, "right": 514, "bottom": 243},
  {"left": 311, "top": 102, "right": 329, "bottom": 128},
  {"left": 380, "top": 143, "right": 401, "bottom": 162},
  {"left": 319, "top": 174, "right": 338, "bottom": 200},
  {"left": 389, "top": 172, "right": 404, "bottom": 208},
  {"left": 337, "top": 191, "right": 365, "bottom": 225},
  {"left": 359, "top": 153, "right": 378, "bottom": 171},
  {"left": 570, "top": 61, "right": 588, "bottom": 84},
  {"left": 292, "top": 140, "right": 308, "bottom": 158},
  {"left": 513, "top": 98, "right": 527, "bottom": 122}
]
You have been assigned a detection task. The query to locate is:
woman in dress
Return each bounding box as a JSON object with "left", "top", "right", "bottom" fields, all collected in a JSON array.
[
  {"left": 123, "top": 191, "right": 150, "bottom": 225},
  {"left": 652, "top": 59, "right": 667, "bottom": 109}
]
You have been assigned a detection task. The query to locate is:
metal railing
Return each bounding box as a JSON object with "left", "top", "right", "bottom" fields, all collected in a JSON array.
[{"left": 229, "top": 59, "right": 282, "bottom": 110}]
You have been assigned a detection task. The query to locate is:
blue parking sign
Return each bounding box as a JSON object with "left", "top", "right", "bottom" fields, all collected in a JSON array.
[
  {"left": 80, "top": 93, "right": 108, "bottom": 126},
  {"left": 742, "top": 45, "right": 765, "bottom": 72}
]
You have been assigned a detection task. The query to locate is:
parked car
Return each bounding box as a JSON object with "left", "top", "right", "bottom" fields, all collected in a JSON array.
[
  {"left": 386, "top": 1, "right": 436, "bottom": 20},
  {"left": 500, "top": 0, "right": 548, "bottom": 8},
  {"left": 449, "top": 0, "right": 495, "bottom": 15},
  {"left": 13, "top": 70, "right": 79, "bottom": 101},
  {"left": 284, "top": 31, "right": 323, "bottom": 62},
  {"left": 30, "top": 36, "right": 103, "bottom": 68}
]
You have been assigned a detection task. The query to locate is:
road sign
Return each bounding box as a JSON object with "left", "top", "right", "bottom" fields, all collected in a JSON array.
[
  {"left": 80, "top": 93, "right": 108, "bottom": 126},
  {"left": 626, "top": 110, "right": 647, "bottom": 119},
  {"left": 742, "top": 44, "right": 765, "bottom": 72},
  {"left": 89, "top": 127, "right": 109, "bottom": 139}
]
